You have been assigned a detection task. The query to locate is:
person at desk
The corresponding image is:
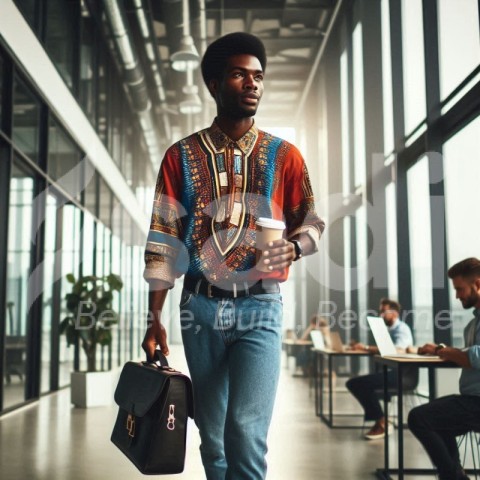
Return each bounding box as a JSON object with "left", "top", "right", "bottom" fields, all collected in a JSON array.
[
  {"left": 346, "top": 298, "right": 413, "bottom": 440},
  {"left": 408, "top": 257, "right": 480, "bottom": 480},
  {"left": 294, "top": 314, "right": 330, "bottom": 376}
]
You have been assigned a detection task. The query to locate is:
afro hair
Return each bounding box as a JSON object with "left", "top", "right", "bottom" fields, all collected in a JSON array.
[{"left": 201, "top": 32, "right": 267, "bottom": 86}]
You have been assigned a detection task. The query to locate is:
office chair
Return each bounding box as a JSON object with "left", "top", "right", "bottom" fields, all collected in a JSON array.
[{"left": 457, "top": 431, "right": 480, "bottom": 479}]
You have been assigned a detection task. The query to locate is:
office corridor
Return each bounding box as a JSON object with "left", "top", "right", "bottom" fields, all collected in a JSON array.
[{"left": 0, "top": 345, "right": 449, "bottom": 480}]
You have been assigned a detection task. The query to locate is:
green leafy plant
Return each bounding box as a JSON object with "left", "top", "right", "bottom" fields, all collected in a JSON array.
[{"left": 60, "top": 273, "right": 123, "bottom": 372}]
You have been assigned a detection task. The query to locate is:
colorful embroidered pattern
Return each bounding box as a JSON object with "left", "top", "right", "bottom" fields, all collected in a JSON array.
[{"left": 144, "top": 121, "right": 324, "bottom": 286}]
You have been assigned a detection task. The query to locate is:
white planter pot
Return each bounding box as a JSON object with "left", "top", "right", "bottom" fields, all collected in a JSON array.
[{"left": 70, "top": 368, "right": 121, "bottom": 408}]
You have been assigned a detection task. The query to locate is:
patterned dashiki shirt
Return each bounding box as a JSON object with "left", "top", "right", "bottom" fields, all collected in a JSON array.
[{"left": 144, "top": 120, "right": 325, "bottom": 287}]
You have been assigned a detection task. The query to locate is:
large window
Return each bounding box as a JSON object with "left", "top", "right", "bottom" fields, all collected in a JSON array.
[
  {"left": 381, "top": 0, "right": 394, "bottom": 155},
  {"left": 443, "top": 116, "right": 480, "bottom": 346},
  {"left": 59, "top": 204, "right": 81, "bottom": 384},
  {"left": 401, "top": 0, "right": 426, "bottom": 135},
  {"left": 407, "top": 156, "right": 433, "bottom": 345},
  {"left": 437, "top": 0, "right": 480, "bottom": 101},
  {"left": 4, "top": 160, "right": 34, "bottom": 408},
  {"left": 353, "top": 22, "right": 366, "bottom": 188},
  {"left": 340, "top": 48, "right": 351, "bottom": 196},
  {"left": 385, "top": 182, "right": 398, "bottom": 298},
  {"left": 41, "top": 194, "right": 58, "bottom": 394},
  {"left": 44, "top": 0, "right": 76, "bottom": 89},
  {"left": 12, "top": 76, "right": 40, "bottom": 162},
  {"left": 48, "top": 118, "right": 81, "bottom": 199}
]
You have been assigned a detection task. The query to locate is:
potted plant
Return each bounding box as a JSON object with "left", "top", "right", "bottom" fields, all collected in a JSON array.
[{"left": 60, "top": 273, "right": 123, "bottom": 407}]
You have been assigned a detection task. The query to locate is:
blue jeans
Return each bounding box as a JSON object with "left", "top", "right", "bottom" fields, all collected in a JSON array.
[{"left": 179, "top": 288, "right": 283, "bottom": 480}]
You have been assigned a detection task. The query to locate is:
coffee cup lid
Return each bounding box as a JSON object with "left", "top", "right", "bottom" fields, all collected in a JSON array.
[{"left": 256, "top": 217, "right": 286, "bottom": 230}]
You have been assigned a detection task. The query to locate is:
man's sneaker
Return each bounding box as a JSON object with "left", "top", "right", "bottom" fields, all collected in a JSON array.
[{"left": 364, "top": 422, "right": 393, "bottom": 440}]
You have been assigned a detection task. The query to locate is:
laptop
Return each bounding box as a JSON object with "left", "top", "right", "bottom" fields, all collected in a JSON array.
[
  {"left": 329, "top": 331, "right": 346, "bottom": 352},
  {"left": 310, "top": 330, "right": 325, "bottom": 350},
  {"left": 366, "top": 315, "right": 439, "bottom": 359}
]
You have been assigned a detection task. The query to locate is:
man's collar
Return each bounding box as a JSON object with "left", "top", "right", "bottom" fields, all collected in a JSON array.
[
  {"left": 207, "top": 120, "right": 259, "bottom": 155},
  {"left": 387, "top": 318, "right": 400, "bottom": 330}
]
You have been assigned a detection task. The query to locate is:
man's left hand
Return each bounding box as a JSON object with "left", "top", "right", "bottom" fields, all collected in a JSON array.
[
  {"left": 261, "top": 239, "right": 296, "bottom": 271},
  {"left": 437, "top": 347, "right": 471, "bottom": 368}
]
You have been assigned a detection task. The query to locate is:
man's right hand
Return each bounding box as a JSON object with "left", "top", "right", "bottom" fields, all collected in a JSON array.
[
  {"left": 142, "top": 318, "right": 169, "bottom": 360},
  {"left": 142, "top": 286, "right": 170, "bottom": 360},
  {"left": 417, "top": 343, "right": 437, "bottom": 355}
]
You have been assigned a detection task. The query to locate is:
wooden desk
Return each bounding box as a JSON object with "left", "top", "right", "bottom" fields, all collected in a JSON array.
[
  {"left": 373, "top": 356, "right": 470, "bottom": 480},
  {"left": 313, "top": 348, "right": 371, "bottom": 428}
]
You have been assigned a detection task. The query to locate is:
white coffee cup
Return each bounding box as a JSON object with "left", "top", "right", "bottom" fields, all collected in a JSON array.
[{"left": 255, "top": 217, "right": 286, "bottom": 272}]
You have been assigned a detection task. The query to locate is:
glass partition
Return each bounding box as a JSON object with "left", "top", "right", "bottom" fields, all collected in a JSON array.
[
  {"left": 12, "top": 75, "right": 40, "bottom": 162},
  {"left": 41, "top": 194, "right": 58, "bottom": 394},
  {"left": 4, "top": 159, "right": 34, "bottom": 408},
  {"left": 59, "top": 204, "right": 80, "bottom": 382},
  {"left": 443, "top": 115, "right": 480, "bottom": 346},
  {"left": 407, "top": 156, "right": 433, "bottom": 345},
  {"left": 437, "top": 0, "right": 480, "bottom": 101},
  {"left": 401, "top": 0, "right": 426, "bottom": 135}
]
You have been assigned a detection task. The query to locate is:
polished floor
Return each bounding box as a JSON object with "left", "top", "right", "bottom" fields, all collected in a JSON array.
[{"left": 0, "top": 345, "right": 475, "bottom": 480}]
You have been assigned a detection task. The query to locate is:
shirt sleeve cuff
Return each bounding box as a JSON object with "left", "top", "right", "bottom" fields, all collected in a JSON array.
[{"left": 143, "top": 255, "right": 177, "bottom": 288}]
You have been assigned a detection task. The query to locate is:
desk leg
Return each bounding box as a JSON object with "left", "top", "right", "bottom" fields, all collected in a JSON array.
[
  {"left": 428, "top": 367, "right": 436, "bottom": 401},
  {"left": 314, "top": 352, "right": 319, "bottom": 416},
  {"left": 328, "top": 355, "right": 333, "bottom": 427},
  {"left": 383, "top": 365, "right": 390, "bottom": 477},
  {"left": 397, "top": 365, "right": 404, "bottom": 480},
  {"left": 319, "top": 353, "right": 324, "bottom": 420}
]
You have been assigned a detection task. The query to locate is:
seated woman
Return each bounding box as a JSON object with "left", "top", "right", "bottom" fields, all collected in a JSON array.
[{"left": 295, "top": 315, "right": 330, "bottom": 376}]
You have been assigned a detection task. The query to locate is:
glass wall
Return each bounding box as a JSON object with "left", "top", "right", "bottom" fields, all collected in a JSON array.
[
  {"left": 437, "top": 0, "right": 480, "bottom": 100},
  {"left": 44, "top": 0, "right": 76, "bottom": 89},
  {"left": 4, "top": 160, "right": 34, "bottom": 408},
  {"left": 12, "top": 75, "right": 40, "bottom": 163},
  {"left": 1, "top": 2, "right": 150, "bottom": 412},
  {"left": 401, "top": 0, "right": 426, "bottom": 135},
  {"left": 385, "top": 182, "right": 398, "bottom": 299},
  {"left": 407, "top": 157, "right": 433, "bottom": 345},
  {"left": 40, "top": 194, "right": 58, "bottom": 394},
  {"left": 443, "top": 115, "right": 480, "bottom": 346},
  {"left": 353, "top": 22, "right": 366, "bottom": 188}
]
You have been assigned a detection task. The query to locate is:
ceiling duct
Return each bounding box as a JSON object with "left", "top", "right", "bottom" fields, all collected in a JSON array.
[{"left": 102, "top": 0, "right": 162, "bottom": 166}]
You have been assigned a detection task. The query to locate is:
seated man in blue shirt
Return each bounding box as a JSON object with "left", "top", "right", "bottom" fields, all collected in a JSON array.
[
  {"left": 408, "top": 257, "right": 480, "bottom": 480},
  {"left": 347, "top": 298, "right": 413, "bottom": 440}
]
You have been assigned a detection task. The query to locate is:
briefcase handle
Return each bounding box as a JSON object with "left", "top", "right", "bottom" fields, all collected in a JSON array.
[{"left": 145, "top": 349, "right": 169, "bottom": 368}]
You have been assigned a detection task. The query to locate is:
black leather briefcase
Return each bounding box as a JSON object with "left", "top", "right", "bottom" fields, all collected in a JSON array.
[{"left": 111, "top": 352, "right": 194, "bottom": 475}]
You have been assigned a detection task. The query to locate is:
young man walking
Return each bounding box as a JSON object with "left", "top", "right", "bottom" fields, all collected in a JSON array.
[{"left": 142, "top": 32, "right": 324, "bottom": 479}]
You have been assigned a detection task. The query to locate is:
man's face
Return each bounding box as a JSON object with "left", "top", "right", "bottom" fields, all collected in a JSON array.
[
  {"left": 451, "top": 276, "right": 480, "bottom": 309},
  {"left": 379, "top": 303, "right": 398, "bottom": 327},
  {"left": 209, "top": 54, "right": 264, "bottom": 119}
]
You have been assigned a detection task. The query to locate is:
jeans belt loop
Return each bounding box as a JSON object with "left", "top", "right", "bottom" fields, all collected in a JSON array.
[
  {"left": 194, "top": 279, "right": 201, "bottom": 296},
  {"left": 233, "top": 283, "right": 237, "bottom": 299},
  {"left": 243, "top": 282, "right": 249, "bottom": 296},
  {"left": 207, "top": 282, "right": 213, "bottom": 298}
]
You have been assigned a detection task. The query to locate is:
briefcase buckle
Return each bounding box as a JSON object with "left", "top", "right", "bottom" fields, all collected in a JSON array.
[{"left": 126, "top": 414, "right": 136, "bottom": 438}]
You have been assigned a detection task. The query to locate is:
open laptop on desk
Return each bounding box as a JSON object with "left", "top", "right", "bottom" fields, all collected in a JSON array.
[
  {"left": 366, "top": 315, "right": 439, "bottom": 359},
  {"left": 310, "top": 330, "right": 325, "bottom": 350}
]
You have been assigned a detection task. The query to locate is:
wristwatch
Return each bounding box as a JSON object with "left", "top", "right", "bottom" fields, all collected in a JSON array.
[
  {"left": 290, "top": 239, "right": 303, "bottom": 261},
  {"left": 435, "top": 343, "right": 447, "bottom": 354}
]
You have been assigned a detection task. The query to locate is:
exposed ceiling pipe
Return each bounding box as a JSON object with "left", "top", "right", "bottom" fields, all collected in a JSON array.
[
  {"left": 198, "top": 0, "right": 211, "bottom": 125},
  {"left": 294, "top": 0, "right": 343, "bottom": 124},
  {"left": 102, "top": 0, "right": 162, "bottom": 167},
  {"left": 131, "top": 0, "right": 172, "bottom": 142}
]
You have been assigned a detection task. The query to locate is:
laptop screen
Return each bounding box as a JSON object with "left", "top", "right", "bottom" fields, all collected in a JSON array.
[
  {"left": 310, "top": 330, "right": 325, "bottom": 350},
  {"left": 366, "top": 316, "right": 397, "bottom": 356}
]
